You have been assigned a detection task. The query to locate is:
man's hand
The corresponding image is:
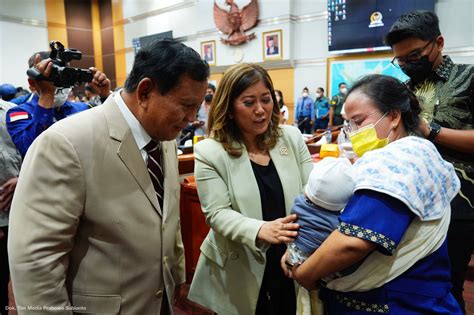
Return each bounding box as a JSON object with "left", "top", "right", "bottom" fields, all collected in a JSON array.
[
  {"left": 88, "top": 67, "right": 111, "bottom": 98},
  {"left": 0, "top": 177, "right": 18, "bottom": 212},
  {"left": 191, "top": 120, "right": 203, "bottom": 127},
  {"left": 419, "top": 119, "right": 430, "bottom": 138},
  {"left": 32, "top": 55, "right": 56, "bottom": 109},
  {"left": 257, "top": 214, "right": 299, "bottom": 244}
]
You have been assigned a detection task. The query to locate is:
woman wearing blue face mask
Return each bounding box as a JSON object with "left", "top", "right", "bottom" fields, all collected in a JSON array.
[{"left": 283, "top": 74, "right": 463, "bottom": 314}]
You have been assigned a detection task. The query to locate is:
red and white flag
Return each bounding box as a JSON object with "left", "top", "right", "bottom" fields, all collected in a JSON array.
[{"left": 9, "top": 111, "right": 29, "bottom": 122}]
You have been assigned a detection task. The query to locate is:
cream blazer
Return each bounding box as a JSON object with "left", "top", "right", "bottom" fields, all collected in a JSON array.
[
  {"left": 188, "top": 125, "right": 313, "bottom": 315},
  {"left": 8, "top": 97, "right": 185, "bottom": 314}
]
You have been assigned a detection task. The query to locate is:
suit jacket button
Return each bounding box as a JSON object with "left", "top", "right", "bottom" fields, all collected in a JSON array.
[
  {"left": 155, "top": 290, "right": 163, "bottom": 298},
  {"left": 230, "top": 251, "right": 239, "bottom": 260}
]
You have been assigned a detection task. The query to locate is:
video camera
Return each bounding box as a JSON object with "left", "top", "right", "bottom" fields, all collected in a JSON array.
[{"left": 27, "top": 41, "right": 93, "bottom": 88}]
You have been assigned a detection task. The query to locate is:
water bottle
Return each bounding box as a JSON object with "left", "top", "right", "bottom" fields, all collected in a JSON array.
[
  {"left": 338, "top": 128, "right": 355, "bottom": 160},
  {"left": 325, "top": 127, "right": 332, "bottom": 143}
]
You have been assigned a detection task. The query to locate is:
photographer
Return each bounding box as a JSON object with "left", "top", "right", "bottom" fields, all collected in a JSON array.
[{"left": 6, "top": 51, "right": 111, "bottom": 157}]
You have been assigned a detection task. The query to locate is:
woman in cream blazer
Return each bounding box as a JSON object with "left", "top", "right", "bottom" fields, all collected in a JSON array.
[{"left": 188, "top": 64, "right": 313, "bottom": 314}]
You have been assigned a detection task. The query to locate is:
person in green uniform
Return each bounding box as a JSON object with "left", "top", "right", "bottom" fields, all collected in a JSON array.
[{"left": 328, "top": 82, "right": 347, "bottom": 127}]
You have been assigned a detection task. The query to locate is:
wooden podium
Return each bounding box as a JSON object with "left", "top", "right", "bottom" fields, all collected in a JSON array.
[{"left": 179, "top": 178, "right": 209, "bottom": 284}]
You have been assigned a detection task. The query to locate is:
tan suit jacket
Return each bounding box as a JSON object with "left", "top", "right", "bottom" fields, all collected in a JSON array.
[
  {"left": 188, "top": 125, "right": 313, "bottom": 315},
  {"left": 8, "top": 97, "right": 185, "bottom": 314}
]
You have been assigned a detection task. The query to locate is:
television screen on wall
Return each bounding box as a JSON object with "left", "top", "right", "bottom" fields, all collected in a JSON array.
[
  {"left": 132, "top": 31, "right": 173, "bottom": 54},
  {"left": 328, "top": 0, "right": 436, "bottom": 54}
]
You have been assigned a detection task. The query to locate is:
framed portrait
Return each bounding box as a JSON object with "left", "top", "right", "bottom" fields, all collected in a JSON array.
[
  {"left": 263, "top": 30, "right": 282, "bottom": 61},
  {"left": 326, "top": 53, "right": 409, "bottom": 97},
  {"left": 201, "top": 40, "right": 216, "bottom": 66}
]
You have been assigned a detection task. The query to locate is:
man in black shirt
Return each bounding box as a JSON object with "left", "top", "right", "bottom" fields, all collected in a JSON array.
[{"left": 386, "top": 10, "right": 474, "bottom": 313}]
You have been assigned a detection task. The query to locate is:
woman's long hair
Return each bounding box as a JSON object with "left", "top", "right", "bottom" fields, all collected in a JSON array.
[{"left": 207, "top": 64, "right": 281, "bottom": 156}]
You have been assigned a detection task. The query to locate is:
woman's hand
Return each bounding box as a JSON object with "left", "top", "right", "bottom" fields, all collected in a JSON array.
[
  {"left": 292, "top": 263, "right": 317, "bottom": 291},
  {"left": 257, "top": 214, "right": 299, "bottom": 244}
]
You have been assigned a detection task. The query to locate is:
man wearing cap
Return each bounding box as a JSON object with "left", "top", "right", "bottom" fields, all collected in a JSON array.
[
  {"left": 6, "top": 51, "right": 111, "bottom": 157},
  {"left": 0, "top": 84, "right": 17, "bottom": 102}
]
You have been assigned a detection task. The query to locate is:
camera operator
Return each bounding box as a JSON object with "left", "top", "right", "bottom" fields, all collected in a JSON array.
[{"left": 6, "top": 51, "right": 111, "bottom": 157}]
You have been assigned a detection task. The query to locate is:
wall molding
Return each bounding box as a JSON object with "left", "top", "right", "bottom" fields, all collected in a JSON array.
[
  {"left": 0, "top": 8, "right": 327, "bottom": 32},
  {"left": 445, "top": 46, "right": 474, "bottom": 57},
  {"left": 0, "top": 14, "right": 47, "bottom": 27},
  {"left": 114, "top": 0, "right": 198, "bottom": 26},
  {"left": 162, "top": 11, "right": 329, "bottom": 43},
  {"left": 294, "top": 58, "right": 327, "bottom": 67},
  {"left": 210, "top": 59, "right": 294, "bottom": 74}
]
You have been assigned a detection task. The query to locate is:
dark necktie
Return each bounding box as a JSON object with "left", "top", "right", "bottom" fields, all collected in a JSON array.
[{"left": 145, "top": 140, "right": 165, "bottom": 211}]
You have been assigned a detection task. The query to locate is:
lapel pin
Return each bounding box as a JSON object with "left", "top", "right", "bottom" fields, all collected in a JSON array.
[{"left": 280, "top": 147, "right": 288, "bottom": 156}]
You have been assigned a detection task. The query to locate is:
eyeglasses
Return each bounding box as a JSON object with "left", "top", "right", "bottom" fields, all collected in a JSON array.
[
  {"left": 343, "top": 111, "right": 381, "bottom": 134},
  {"left": 391, "top": 40, "right": 435, "bottom": 68}
]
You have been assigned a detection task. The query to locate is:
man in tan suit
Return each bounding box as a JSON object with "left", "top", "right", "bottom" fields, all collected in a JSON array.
[{"left": 8, "top": 39, "right": 209, "bottom": 314}]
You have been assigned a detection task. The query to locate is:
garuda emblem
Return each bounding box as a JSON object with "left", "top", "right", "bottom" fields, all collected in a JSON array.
[{"left": 213, "top": 0, "right": 259, "bottom": 46}]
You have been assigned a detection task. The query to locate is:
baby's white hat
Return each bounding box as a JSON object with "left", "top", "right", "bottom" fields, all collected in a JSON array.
[{"left": 304, "top": 157, "right": 354, "bottom": 211}]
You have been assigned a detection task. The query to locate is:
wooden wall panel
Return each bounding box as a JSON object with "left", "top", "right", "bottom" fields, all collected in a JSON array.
[
  {"left": 268, "top": 68, "right": 295, "bottom": 124},
  {"left": 112, "top": 0, "right": 126, "bottom": 88},
  {"left": 91, "top": 0, "right": 103, "bottom": 71},
  {"left": 45, "top": 0, "right": 68, "bottom": 46},
  {"left": 64, "top": 0, "right": 94, "bottom": 69},
  {"left": 99, "top": 0, "right": 117, "bottom": 88}
]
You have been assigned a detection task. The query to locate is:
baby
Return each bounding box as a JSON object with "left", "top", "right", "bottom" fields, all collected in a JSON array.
[{"left": 287, "top": 157, "right": 354, "bottom": 266}]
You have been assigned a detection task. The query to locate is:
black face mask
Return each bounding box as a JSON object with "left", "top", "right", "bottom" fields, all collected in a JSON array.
[
  {"left": 400, "top": 55, "right": 433, "bottom": 85},
  {"left": 204, "top": 94, "right": 213, "bottom": 103}
]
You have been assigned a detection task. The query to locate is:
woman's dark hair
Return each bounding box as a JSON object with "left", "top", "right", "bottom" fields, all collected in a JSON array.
[
  {"left": 275, "top": 89, "right": 284, "bottom": 108},
  {"left": 385, "top": 10, "right": 441, "bottom": 46},
  {"left": 124, "top": 39, "right": 209, "bottom": 95},
  {"left": 207, "top": 63, "right": 281, "bottom": 157},
  {"left": 347, "top": 74, "right": 421, "bottom": 134}
]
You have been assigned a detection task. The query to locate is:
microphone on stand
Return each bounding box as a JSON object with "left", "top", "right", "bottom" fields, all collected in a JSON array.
[
  {"left": 177, "top": 131, "right": 192, "bottom": 145},
  {"left": 297, "top": 116, "right": 308, "bottom": 127}
]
